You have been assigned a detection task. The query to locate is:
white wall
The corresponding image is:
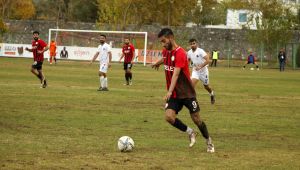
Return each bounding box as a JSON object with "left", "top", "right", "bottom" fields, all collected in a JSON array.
[{"left": 226, "top": 9, "right": 261, "bottom": 30}]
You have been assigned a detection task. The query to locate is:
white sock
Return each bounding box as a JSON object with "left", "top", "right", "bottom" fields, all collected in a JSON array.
[
  {"left": 100, "top": 76, "right": 104, "bottom": 88},
  {"left": 186, "top": 127, "right": 193, "bottom": 135},
  {"left": 210, "top": 91, "right": 214, "bottom": 96},
  {"left": 104, "top": 77, "right": 108, "bottom": 88}
]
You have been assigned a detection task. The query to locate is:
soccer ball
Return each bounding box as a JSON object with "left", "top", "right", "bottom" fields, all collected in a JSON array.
[
  {"left": 117, "top": 136, "right": 134, "bottom": 152},
  {"left": 250, "top": 68, "right": 254, "bottom": 70}
]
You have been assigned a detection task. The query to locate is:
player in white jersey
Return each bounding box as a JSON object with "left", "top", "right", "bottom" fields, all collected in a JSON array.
[
  {"left": 90, "top": 34, "right": 112, "bottom": 91},
  {"left": 187, "top": 38, "right": 215, "bottom": 104}
]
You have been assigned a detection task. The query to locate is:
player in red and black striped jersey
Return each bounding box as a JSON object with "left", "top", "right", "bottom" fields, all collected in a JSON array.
[
  {"left": 25, "top": 31, "right": 49, "bottom": 88},
  {"left": 152, "top": 28, "right": 214, "bottom": 153},
  {"left": 119, "top": 37, "right": 135, "bottom": 85}
]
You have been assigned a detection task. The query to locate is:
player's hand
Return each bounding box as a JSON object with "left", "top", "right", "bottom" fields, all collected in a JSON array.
[
  {"left": 151, "top": 63, "right": 160, "bottom": 70},
  {"left": 164, "top": 91, "right": 172, "bottom": 102},
  {"left": 37, "top": 50, "right": 44, "bottom": 54},
  {"left": 195, "top": 65, "right": 202, "bottom": 71},
  {"left": 25, "top": 47, "right": 29, "bottom": 51}
]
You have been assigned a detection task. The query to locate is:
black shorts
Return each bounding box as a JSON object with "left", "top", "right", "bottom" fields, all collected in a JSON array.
[
  {"left": 123, "top": 63, "right": 133, "bottom": 70},
  {"left": 165, "top": 98, "right": 200, "bottom": 114},
  {"left": 32, "top": 61, "right": 43, "bottom": 70}
]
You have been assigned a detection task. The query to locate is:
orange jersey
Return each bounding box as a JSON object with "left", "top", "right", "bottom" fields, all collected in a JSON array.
[{"left": 49, "top": 42, "right": 57, "bottom": 53}]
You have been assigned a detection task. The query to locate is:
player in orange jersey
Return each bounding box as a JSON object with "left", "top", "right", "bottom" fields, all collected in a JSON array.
[{"left": 49, "top": 40, "right": 57, "bottom": 64}]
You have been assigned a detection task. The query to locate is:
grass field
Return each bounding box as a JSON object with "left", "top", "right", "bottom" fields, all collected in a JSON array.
[{"left": 0, "top": 57, "right": 300, "bottom": 170}]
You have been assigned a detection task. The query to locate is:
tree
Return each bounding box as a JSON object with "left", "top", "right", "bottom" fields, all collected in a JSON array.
[
  {"left": 246, "top": 0, "right": 297, "bottom": 60},
  {"left": 33, "top": 0, "right": 98, "bottom": 22},
  {"left": 96, "top": 0, "right": 198, "bottom": 30},
  {"left": 0, "top": 0, "right": 35, "bottom": 36},
  {"left": 0, "top": 0, "right": 35, "bottom": 20}
]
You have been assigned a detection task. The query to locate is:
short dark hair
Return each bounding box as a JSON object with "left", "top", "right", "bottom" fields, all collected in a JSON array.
[
  {"left": 100, "top": 34, "right": 106, "bottom": 38},
  {"left": 158, "top": 28, "right": 174, "bottom": 38},
  {"left": 33, "top": 31, "right": 40, "bottom": 35},
  {"left": 189, "top": 38, "right": 197, "bottom": 43}
]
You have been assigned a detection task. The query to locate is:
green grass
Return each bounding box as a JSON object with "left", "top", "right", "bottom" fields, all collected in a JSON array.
[{"left": 0, "top": 57, "right": 300, "bottom": 170}]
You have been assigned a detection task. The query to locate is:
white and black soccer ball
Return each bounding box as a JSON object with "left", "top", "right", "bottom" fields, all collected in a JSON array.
[{"left": 117, "top": 136, "right": 134, "bottom": 152}]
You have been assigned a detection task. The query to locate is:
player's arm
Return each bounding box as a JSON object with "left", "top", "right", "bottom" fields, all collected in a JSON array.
[
  {"left": 151, "top": 58, "right": 164, "bottom": 70},
  {"left": 90, "top": 52, "right": 99, "bottom": 64},
  {"left": 131, "top": 46, "right": 136, "bottom": 63},
  {"left": 119, "top": 53, "right": 124, "bottom": 62},
  {"left": 41, "top": 46, "right": 49, "bottom": 53},
  {"left": 25, "top": 47, "right": 33, "bottom": 52},
  {"left": 108, "top": 51, "right": 112, "bottom": 67},
  {"left": 165, "top": 67, "right": 181, "bottom": 101},
  {"left": 195, "top": 54, "right": 209, "bottom": 71}
]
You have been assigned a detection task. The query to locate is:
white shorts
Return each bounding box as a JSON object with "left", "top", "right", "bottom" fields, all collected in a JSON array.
[
  {"left": 99, "top": 63, "right": 108, "bottom": 73},
  {"left": 191, "top": 70, "right": 209, "bottom": 85}
]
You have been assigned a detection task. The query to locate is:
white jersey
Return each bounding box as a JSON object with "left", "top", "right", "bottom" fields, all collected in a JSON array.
[
  {"left": 97, "top": 43, "right": 111, "bottom": 64},
  {"left": 187, "top": 47, "right": 208, "bottom": 73}
]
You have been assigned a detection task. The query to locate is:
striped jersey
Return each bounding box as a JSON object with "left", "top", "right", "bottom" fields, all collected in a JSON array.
[
  {"left": 122, "top": 44, "right": 135, "bottom": 63},
  {"left": 31, "top": 39, "right": 47, "bottom": 62},
  {"left": 162, "top": 47, "right": 196, "bottom": 99}
]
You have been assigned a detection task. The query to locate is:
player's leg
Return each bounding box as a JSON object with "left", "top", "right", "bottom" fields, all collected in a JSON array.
[
  {"left": 98, "top": 64, "right": 109, "bottom": 91},
  {"left": 186, "top": 98, "right": 215, "bottom": 152},
  {"left": 98, "top": 72, "right": 108, "bottom": 91},
  {"left": 191, "top": 70, "right": 200, "bottom": 88},
  {"left": 200, "top": 72, "right": 215, "bottom": 104},
  {"left": 38, "top": 69, "right": 47, "bottom": 88},
  {"left": 35, "top": 62, "right": 46, "bottom": 88},
  {"left": 54, "top": 55, "right": 57, "bottom": 64},
  {"left": 124, "top": 63, "right": 129, "bottom": 85},
  {"left": 127, "top": 63, "right": 133, "bottom": 85},
  {"left": 165, "top": 98, "right": 196, "bottom": 147},
  {"left": 254, "top": 62, "right": 259, "bottom": 70},
  {"left": 31, "top": 62, "right": 43, "bottom": 83},
  {"left": 279, "top": 61, "right": 282, "bottom": 71},
  {"left": 50, "top": 54, "right": 53, "bottom": 64},
  {"left": 243, "top": 61, "right": 248, "bottom": 69}
]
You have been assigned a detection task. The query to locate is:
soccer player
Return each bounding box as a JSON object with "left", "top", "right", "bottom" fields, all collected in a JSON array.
[
  {"left": 187, "top": 39, "right": 215, "bottom": 104},
  {"left": 25, "top": 31, "right": 48, "bottom": 88},
  {"left": 119, "top": 37, "right": 135, "bottom": 85},
  {"left": 90, "top": 34, "right": 112, "bottom": 91},
  {"left": 49, "top": 40, "right": 57, "bottom": 64},
  {"left": 152, "top": 28, "right": 214, "bottom": 153},
  {"left": 243, "top": 52, "right": 259, "bottom": 70}
]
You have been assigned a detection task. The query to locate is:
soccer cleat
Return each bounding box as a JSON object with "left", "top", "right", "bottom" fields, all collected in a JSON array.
[
  {"left": 210, "top": 95, "right": 215, "bottom": 104},
  {"left": 97, "top": 87, "right": 103, "bottom": 91},
  {"left": 42, "top": 79, "right": 47, "bottom": 88},
  {"left": 189, "top": 131, "right": 197, "bottom": 148},
  {"left": 206, "top": 137, "right": 215, "bottom": 153},
  {"left": 129, "top": 80, "right": 132, "bottom": 86},
  {"left": 101, "top": 87, "right": 109, "bottom": 91}
]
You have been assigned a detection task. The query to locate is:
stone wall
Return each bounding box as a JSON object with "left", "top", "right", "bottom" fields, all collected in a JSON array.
[{"left": 2, "top": 20, "right": 300, "bottom": 61}]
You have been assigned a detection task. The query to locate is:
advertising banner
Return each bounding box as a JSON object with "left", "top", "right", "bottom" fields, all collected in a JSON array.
[
  {"left": 0, "top": 43, "right": 139, "bottom": 62},
  {"left": 137, "top": 49, "right": 163, "bottom": 64},
  {"left": 0, "top": 43, "right": 3, "bottom": 56}
]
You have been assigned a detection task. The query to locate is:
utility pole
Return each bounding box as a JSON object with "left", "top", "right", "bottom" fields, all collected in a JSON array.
[{"left": 167, "top": 0, "right": 174, "bottom": 26}]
